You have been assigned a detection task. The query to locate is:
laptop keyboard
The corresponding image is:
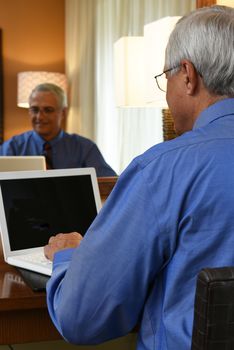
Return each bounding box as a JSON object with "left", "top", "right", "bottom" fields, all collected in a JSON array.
[{"left": 19, "top": 251, "right": 52, "bottom": 265}]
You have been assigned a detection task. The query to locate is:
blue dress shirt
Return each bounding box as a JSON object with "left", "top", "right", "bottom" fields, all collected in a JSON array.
[
  {"left": 46, "top": 98, "right": 234, "bottom": 349},
  {"left": 0, "top": 130, "right": 117, "bottom": 177}
]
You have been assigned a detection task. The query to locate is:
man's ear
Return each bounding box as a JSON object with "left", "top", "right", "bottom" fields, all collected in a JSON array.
[
  {"left": 180, "top": 59, "right": 200, "bottom": 96},
  {"left": 62, "top": 107, "right": 68, "bottom": 119}
]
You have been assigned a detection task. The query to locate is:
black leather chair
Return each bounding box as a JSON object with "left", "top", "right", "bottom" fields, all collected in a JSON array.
[{"left": 191, "top": 266, "right": 234, "bottom": 350}]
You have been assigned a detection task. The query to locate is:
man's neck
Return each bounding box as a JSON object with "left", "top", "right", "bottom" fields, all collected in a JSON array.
[
  {"left": 191, "top": 89, "right": 228, "bottom": 129},
  {"left": 39, "top": 130, "right": 62, "bottom": 142}
]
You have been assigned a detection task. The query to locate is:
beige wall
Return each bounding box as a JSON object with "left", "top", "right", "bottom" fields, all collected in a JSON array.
[
  {"left": 0, "top": 0, "right": 65, "bottom": 141},
  {"left": 217, "top": 0, "right": 234, "bottom": 6}
]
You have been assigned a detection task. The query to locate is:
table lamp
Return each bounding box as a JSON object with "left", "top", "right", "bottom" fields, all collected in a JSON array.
[
  {"left": 17, "top": 71, "right": 67, "bottom": 108},
  {"left": 114, "top": 16, "right": 181, "bottom": 140}
]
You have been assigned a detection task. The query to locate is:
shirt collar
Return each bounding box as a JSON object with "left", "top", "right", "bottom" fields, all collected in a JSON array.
[
  {"left": 193, "top": 98, "right": 234, "bottom": 130},
  {"left": 33, "top": 130, "right": 64, "bottom": 146}
]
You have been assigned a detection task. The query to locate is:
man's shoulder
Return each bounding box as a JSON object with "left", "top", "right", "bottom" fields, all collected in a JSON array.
[
  {"left": 136, "top": 129, "right": 209, "bottom": 170},
  {"left": 62, "top": 132, "right": 96, "bottom": 146},
  {"left": 6, "top": 130, "right": 33, "bottom": 143}
]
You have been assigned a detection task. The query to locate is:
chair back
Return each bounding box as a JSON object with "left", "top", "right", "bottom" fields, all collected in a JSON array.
[{"left": 191, "top": 266, "right": 234, "bottom": 350}]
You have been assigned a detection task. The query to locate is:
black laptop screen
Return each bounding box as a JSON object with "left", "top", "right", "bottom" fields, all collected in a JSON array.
[{"left": 0, "top": 175, "right": 98, "bottom": 251}]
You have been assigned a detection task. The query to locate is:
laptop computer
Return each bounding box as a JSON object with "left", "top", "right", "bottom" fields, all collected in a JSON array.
[
  {"left": 0, "top": 168, "right": 102, "bottom": 276},
  {"left": 0, "top": 156, "right": 46, "bottom": 171}
]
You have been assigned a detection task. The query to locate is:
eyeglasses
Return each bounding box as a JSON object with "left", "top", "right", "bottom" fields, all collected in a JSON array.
[
  {"left": 154, "top": 66, "right": 180, "bottom": 92},
  {"left": 28, "top": 106, "right": 57, "bottom": 116}
]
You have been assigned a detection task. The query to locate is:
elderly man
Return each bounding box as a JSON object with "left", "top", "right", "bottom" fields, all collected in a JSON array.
[
  {"left": 45, "top": 5, "right": 234, "bottom": 350},
  {"left": 0, "top": 83, "right": 116, "bottom": 176}
]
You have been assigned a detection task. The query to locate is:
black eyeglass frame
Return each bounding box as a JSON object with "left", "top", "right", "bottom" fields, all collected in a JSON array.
[{"left": 154, "top": 66, "right": 180, "bottom": 92}]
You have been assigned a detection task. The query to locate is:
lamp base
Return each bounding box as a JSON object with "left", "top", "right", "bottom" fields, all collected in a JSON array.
[{"left": 162, "top": 109, "right": 177, "bottom": 141}]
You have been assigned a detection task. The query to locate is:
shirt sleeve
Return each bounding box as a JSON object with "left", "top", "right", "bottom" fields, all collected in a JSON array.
[
  {"left": 46, "top": 158, "right": 169, "bottom": 345},
  {"left": 0, "top": 138, "right": 16, "bottom": 155}
]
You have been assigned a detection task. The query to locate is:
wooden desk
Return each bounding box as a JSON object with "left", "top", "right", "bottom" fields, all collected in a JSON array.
[
  {"left": 98, "top": 176, "right": 117, "bottom": 201},
  {"left": 0, "top": 176, "right": 118, "bottom": 345},
  {"left": 0, "top": 247, "right": 60, "bottom": 344}
]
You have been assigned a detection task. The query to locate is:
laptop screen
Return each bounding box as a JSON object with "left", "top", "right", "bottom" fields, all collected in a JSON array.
[
  {"left": 0, "top": 172, "right": 100, "bottom": 251},
  {"left": 0, "top": 156, "right": 46, "bottom": 171}
]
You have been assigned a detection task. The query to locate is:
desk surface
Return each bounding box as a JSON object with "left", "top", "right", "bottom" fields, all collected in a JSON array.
[
  {"left": 0, "top": 243, "right": 60, "bottom": 345},
  {"left": 0, "top": 176, "right": 118, "bottom": 345}
]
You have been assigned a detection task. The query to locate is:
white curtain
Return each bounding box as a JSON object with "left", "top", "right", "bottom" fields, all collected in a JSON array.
[
  {"left": 65, "top": 0, "right": 196, "bottom": 174},
  {"left": 65, "top": 0, "right": 96, "bottom": 139}
]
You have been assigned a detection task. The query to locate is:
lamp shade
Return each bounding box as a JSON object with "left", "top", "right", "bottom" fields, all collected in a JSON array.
[
  {"left": 17, "top": 71, "right": 67, "bottom": 108},
  {"left": 114, "top": 36, "right": 145, "bottom": 107},
  {"left": 114, "top": 16, "right": 181, "bottom": 108},
  {"left": 144, "top": 16, "right": 181, "bottom": 108}
]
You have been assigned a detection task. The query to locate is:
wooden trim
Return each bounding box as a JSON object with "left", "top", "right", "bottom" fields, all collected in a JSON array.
[
  {"left": 0, "top": 309, "right": 60, "bottom": 344},
  {"left": 196, "top": 0, "right": 216, "bottom": 8},
  {"left": 98, "top": 176, "right": 118, "bottom": 201}
]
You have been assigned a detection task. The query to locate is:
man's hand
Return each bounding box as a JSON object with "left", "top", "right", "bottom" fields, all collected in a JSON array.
[{"left": 44, "top": 232, "right": 83, "bottom": 261}]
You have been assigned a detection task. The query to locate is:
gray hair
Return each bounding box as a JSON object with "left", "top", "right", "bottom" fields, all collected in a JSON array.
[
  {"left": 29, "top": 83, "right": 68, "bottom": 108},
  {"left": 165, "top": 5, "right": 234, "bottom": 96}
]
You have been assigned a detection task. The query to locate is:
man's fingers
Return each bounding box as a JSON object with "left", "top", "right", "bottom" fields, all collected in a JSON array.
[{"left": 44, "top": 232, "right": 83, "bottom": 261}]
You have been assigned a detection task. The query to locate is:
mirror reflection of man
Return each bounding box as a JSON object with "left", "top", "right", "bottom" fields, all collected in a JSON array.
[{"left": 0, "top": 83, "right": 117, "bottom": 176}]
